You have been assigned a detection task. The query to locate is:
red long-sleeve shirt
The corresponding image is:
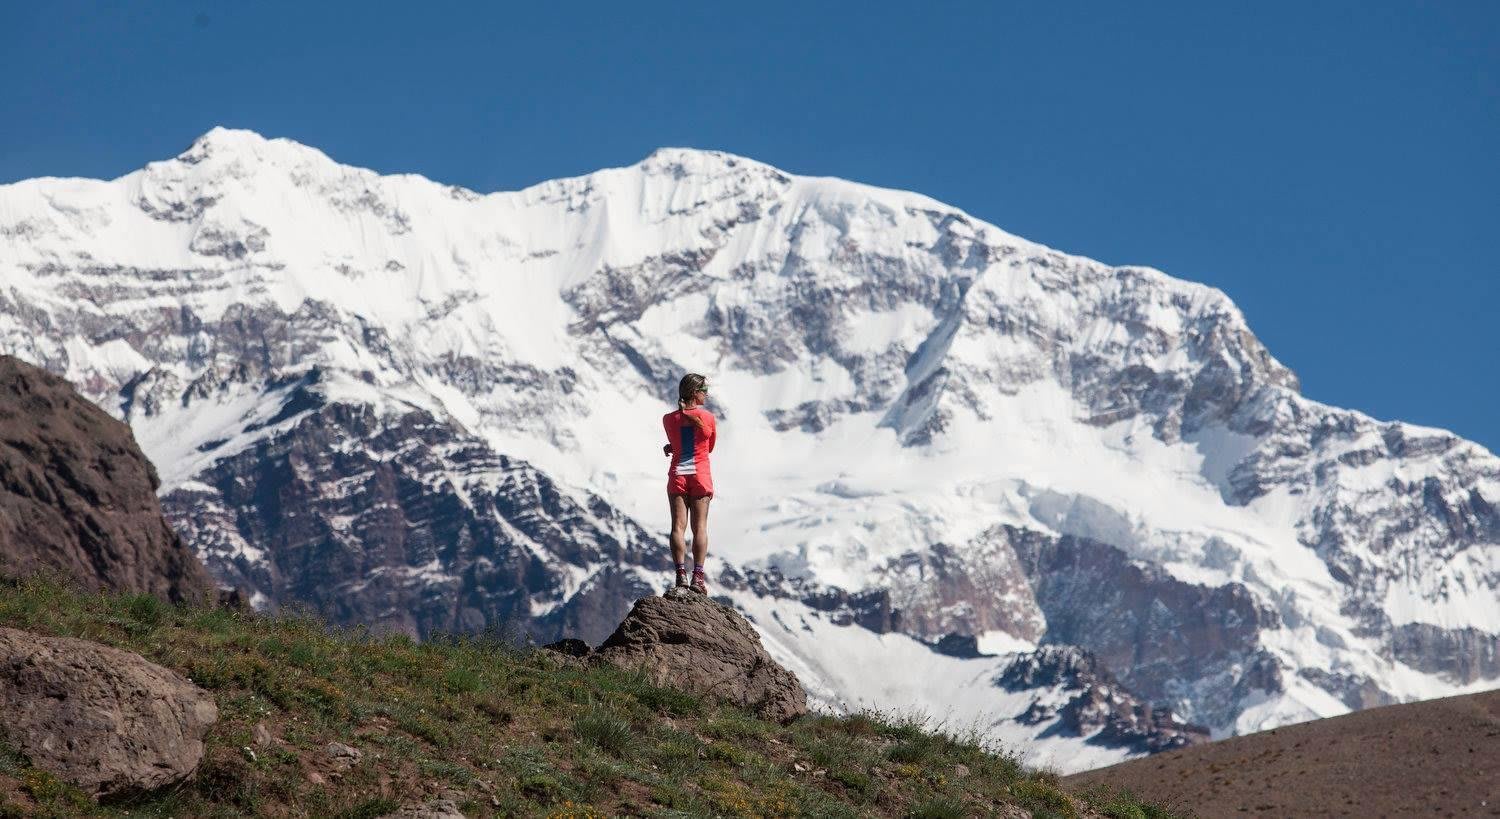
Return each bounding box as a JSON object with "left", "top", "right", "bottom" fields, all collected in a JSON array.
[{"left": 663, "top": 407, "right": 716, "bottom": 487}]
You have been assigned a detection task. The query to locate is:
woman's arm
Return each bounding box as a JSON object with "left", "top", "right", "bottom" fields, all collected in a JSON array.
[{"left": 680, "top": 403, "right": 708, "bottom": 431}]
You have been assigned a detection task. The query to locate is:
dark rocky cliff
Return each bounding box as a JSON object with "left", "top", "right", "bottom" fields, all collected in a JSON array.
[
  {"left": 159, "top": 371, "right": 669, "bottom": 641},
  {"left": 0, "top": 356, "right": 213, "bottom": 602}
]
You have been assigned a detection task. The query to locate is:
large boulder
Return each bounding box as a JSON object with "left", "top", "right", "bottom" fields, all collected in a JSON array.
[
  {"left": 590, "top": 587, "right": 807, "bottom": 723},
  {"left": 0, "top": 626, "right": 218, "bottom": 800},
  {"left": 0, "top": 356, "right": 214, "bottom": 603}
]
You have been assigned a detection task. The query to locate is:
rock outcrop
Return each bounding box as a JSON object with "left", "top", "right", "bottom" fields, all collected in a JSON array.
[
  {"left": 586, "top": 587, "right": 808, "bottom": 723},
  {"left": 382, "top": 797, "right": 468, "bottom": 819},
  {"left": 0, "top": 356, "right": 213, "bottom": 603},
  {"left": 0, "top": 626, "right": 218, "bottom": 800}
]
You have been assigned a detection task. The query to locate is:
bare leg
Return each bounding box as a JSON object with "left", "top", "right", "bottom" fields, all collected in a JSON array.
[
  {"left": 688, "top": 496, "right": 711, "bottom": 568},
  {"left": 668, "top": 494, "right": 689, "bottom": 567}
]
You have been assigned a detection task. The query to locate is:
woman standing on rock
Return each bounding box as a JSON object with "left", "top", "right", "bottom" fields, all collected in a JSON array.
[{"left": 662, "top": 373, "right": 716, "bottom": 594}]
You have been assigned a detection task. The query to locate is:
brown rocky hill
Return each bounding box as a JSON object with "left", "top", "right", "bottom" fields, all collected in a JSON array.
[
  {"left": 0, "top": 355, "right": 213, "bottom": 603},
  {"left": 1066, "top": 688, "right": 1500, "bottom": 817}
]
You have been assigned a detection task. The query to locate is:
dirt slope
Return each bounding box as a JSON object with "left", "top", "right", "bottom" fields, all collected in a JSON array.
[{"left": 1066, "top": 688, "right": 1500, "bottom": 817}]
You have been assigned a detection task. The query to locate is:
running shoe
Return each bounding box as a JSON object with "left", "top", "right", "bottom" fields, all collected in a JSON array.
[
  {"left": 675, "top": 568, "right": 689, "bottom": 588},
  {"left": 690, "top": 570, "right": 707, "bottom": 595}
]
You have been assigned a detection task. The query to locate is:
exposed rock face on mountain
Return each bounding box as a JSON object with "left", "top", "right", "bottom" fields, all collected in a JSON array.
[
  {"left": 589, "top": 587, "right": 808, "bottom": 723},
  {"left": 1002, "top": 525, "right": 1280, "bottom": 730},
  {"left": 159, "top": 369, "right": 666, "bottom": 641},
  {"left": 730, "top": 533, "right": 1278, "bottom": 732},
  {"left": 1, "top": 128, "right": 1496, "bottom": 769},
  {"left": 721, "top": 566, "right": 1206, "bottom": 755},
  {"left": 0, "top": 356, "right": 212, "bottom": 603},
  {"left": 997, "top": 646, "right": 1208, "bottom": 755},
  {"left": 0, "top": 626, "right": 218, "bottom": 800},
  {"left": 718, "top": 564, "right": 905, "bottom": 634}
]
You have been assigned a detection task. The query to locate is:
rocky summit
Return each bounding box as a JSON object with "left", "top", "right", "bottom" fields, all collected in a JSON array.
[
  {"left": 583, "top": 587, "right": 808, "bottom": 724},
  {"left": 1, "top": 129, "right": 1495, "bottom": 770}
]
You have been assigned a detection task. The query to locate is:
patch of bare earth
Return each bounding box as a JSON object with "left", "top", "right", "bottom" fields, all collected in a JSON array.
[{"left": 1066, "top": 689, "right": 1500, "bottom": 817}]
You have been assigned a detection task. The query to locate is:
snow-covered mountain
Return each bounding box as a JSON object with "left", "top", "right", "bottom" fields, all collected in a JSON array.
[{"left": 1, "top": 128, "right": 1496, "bottom": 772}]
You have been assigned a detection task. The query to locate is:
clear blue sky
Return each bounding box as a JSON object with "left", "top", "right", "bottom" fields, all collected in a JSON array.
[{"left": 3, "top": 2, "right": 1496, "bottom": 452}]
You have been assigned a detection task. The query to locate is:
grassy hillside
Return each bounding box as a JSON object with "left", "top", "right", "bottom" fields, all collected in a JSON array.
[{"left": 0, "top": 578, "right": 1171, "bottom": 818}]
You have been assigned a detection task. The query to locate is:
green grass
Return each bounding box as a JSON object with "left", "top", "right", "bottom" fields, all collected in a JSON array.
[
  {"left": 908, "top": 794, "right": 969, "bottom": 818},
  {"left": 0, "top": 576, "right": 1179, "bottom": 817},
  {"left": 572, "top": 708, "right": 633, "bottom": 756}
]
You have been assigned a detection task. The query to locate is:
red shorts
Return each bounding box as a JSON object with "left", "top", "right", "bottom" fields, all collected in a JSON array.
[{"left": 667, "top": 473, "right": 714, "bottom": 498}]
